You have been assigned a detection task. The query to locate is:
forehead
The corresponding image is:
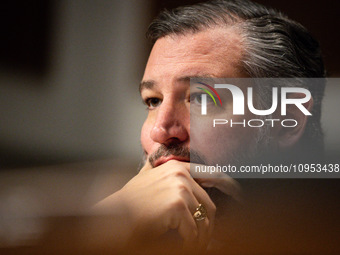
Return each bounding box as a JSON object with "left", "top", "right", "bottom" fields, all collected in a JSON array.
[{"left": 141, "top": 26, "right": 246, "bottom": 89}]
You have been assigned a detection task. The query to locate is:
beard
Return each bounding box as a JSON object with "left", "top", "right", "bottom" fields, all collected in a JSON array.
[
  {"left": 140, "top": 126, "right": 273, "bottom": 209},
  {"left": 190, "top": 124, "right": 273, "bottom": 167}
]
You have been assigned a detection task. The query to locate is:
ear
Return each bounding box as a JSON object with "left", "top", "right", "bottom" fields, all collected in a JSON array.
[{"left": 277, "top": 94, "right": 313, "bottom": 149}]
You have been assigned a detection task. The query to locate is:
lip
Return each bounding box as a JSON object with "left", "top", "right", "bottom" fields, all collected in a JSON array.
[{"left": 154, "top": 156, "right": 190, "bottom": 167}]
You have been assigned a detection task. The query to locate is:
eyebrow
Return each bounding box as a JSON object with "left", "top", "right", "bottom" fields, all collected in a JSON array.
[
  {"left": 139, "top": 74, "right": 216, "bottom": 94},
  {"left": 139, "top": 80, "right": 155, "bottom": 94}
]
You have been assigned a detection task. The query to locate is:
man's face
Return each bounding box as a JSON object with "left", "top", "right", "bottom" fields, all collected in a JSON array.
[{"left": 140, "top": 27, "right": 261, "bottom": 167}]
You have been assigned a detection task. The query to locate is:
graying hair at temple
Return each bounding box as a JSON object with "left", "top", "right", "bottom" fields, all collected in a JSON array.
[{"left": 146, "top": 0, "right": 326, "bottom": 159}]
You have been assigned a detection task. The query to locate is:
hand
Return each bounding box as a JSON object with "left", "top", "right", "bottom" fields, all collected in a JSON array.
[
  {"left": 93, "top": 160, "right": 242, "bottom": 252},
  {"left": 94, "top": 159, "right": 216, "bottom": 251}
]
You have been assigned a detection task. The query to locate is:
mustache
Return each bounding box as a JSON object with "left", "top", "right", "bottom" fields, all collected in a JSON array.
[
  {"left": 148, "top": 144, "right": 189, "bottom": 167},
  {"left": 147, "top": 143, "right": 207, "bottom": 167}
]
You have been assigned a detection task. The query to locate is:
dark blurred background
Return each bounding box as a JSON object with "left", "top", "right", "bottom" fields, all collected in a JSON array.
[{"left": 0, "top": 0, "right": 339, "bottom": 169}]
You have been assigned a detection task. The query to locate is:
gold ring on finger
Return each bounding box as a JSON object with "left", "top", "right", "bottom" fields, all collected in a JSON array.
[{"left": 193, "top": 203, "right": 207, "bottom": 221}]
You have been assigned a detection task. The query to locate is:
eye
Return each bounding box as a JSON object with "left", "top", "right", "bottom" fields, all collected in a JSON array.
[
  {"left": 191, "top": 93, "right": 203, "bottom": 105},
  {"left": 190, "top": 93, "right": 214, "bottom": 105},
  {"left": 144, "top": 97, "right": 162, "bottom": 109}
]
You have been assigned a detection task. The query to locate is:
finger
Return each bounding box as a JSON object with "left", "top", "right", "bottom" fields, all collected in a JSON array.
[
  {"left": 194, "top": 207, "right": 211, "bottom": 250},
  {"left": 190, "top": 163, "right": 242, "bottom": 202},
  {"left": 197, "top": 177, "right": 242, "bottom": 202},
  {"left": 178, "top": 181, "right": 211, "bottom": 250},
  {"left": 190, "top": 180, "right": 216, "bottom": 245},
  {"left": 166, "top": 163, "right": 213, "bottom": 250},
  {"left": 176, "top": 208, "right": 199, "bottom": 251},
  {"left": 198, "top": 177, "right": 243, "bottom": 202},
  {"left": 179, "top": 179, "right": 215, "bottom": 247},
  {"left": 171, "top": 205, "right": 208, "bottom": 253}
]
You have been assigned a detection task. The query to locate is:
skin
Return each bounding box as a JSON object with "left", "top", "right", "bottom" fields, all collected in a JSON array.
[
  {"left": 140, "top": 26, "right": 262, "bottom": 170},
  {"left": 94, "top": 26, "right": 312, "bottom": 252}
]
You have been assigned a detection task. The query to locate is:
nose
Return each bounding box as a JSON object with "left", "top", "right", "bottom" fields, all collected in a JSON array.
[{"left": 150, "top": 100, "right": 189, "bottom": 145}]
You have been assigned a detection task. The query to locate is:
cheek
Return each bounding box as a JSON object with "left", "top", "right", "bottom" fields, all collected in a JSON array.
[
  {"left": 141, "top": 120, "right": 154, "bottom": 154},
  {"left": 191, "top": 117, "right": 258, "bottom": 163},
  {"left": 191, "top": 118, "right": 225, "bottom": 160},
  {"left": 191, "top": 124, "right": 232, "bottom": 160}
]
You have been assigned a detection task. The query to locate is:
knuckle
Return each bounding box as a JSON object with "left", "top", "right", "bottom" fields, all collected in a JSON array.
[
  {"left": 166, "top": 160, "right": 188, "bottom": 173},
  {"left": 163, "top": 163, "right": 188, "bottom": 179},
  {"left": 166, "top": 159, "right": 179, "bottom": 166},
  {"left": 174, "top": 169, "right": 188, "bottom": 178},
  {"left": 176, "top": 182, "right": 190, "bottom": 193},
  {"left": 170, "top": 178, "right": 192, "bottom": 196},
  {"left": 169, "top": 198, "right": 187, "bottom": 212}
]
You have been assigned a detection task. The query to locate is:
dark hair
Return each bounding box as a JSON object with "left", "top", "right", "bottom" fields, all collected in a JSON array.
[{"left": 147, "top": 0, "right": 326, "bottom": 155}]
